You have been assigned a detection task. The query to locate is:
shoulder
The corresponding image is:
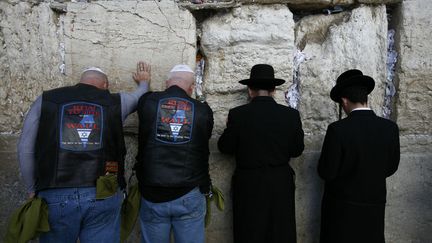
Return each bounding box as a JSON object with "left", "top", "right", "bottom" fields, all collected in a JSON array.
[
  {"left": 277, "top": 103, "right": 300, "bottom": 114},
  {"left": 270, "top": 103, "right": 302, "bottom": 119},
  {"left": 228, "top": 103, "right": 249, "bottom": 116},
  {"left": 137, "top": 91, "right": 156, "bottom": 103},
  {"left": 139, "top": 90, "right": 154, "bottom": 99},
  {"left": 374, "top": 116, "right": 399, "bottom": 131},
  {"left": 42, "top": 85, "right": 72, "bottom": 98},
  {"left": 195, "top": 101, "right": 213, "bottom": 115},
  {"left": 326, "top": 119, "right": 346, "bottom": 133}
]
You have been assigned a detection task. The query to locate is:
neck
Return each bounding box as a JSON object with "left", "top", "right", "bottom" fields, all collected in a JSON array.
[
  {"left": 248, "top": 89, "right": 274, "bottom": 98},
  {"left": 347, "top": 103, "right": 368, "bottom": 113},
  {"left": 168, "top": 84, "right": 192, "bottom": 96}
]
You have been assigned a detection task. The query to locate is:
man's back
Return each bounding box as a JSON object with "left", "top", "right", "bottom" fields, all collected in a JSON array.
[
  {"left": 135, "top": 65, "right": 212, "bottom": 243},
  {"left": 318, "top": 110, "right": 400, "bottom": 204},
  {"left": 218, "top": 96, "right": 304, "bottom": 169},
  {"left": 136, "top": 85, "right": 213, "bottom": 189}
]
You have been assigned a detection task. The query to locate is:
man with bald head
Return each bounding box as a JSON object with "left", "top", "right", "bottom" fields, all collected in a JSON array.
[
  {"left": 17, "top": 62, "right": 151, "bottom": 242},
  {"left": 135, "top": 64, "right": 213, "bottom": 243}
]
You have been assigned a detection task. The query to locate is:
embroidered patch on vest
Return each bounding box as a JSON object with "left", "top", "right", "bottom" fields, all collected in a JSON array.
[
  {"left": 60, "top": 102, "right": 103, "bottom": 151},
  {"left": 156, "top": 98, "right": 194, "bottom": 144}
]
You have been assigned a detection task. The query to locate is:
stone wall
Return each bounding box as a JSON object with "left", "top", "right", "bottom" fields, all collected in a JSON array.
[{"left": 0, "top": 0, "right": 431, "bottom": 242}]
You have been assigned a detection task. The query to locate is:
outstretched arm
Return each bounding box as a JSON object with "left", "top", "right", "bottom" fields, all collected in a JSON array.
[
  {"left": 217, "top": 111, "right": 238, "bottom": 154},
  {"left": 120, "top": 61, "right": 151, "bottom": 122}
]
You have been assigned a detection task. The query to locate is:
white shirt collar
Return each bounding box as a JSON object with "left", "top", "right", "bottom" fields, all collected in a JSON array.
[{"left": 351, "top": 107, "right": 372, "bottom": 113}]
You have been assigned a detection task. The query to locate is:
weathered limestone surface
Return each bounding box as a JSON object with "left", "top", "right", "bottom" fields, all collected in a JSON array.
[
  {"left": 295, "top": 5, "right": 388, "bottom": 135},
  {"left": 386, "top": 0, "right": 432, "bottom": 242},
  {"left": 63, "top": 1, "right": 196, "bottom": 93},
  {"left": 180, "top": 0, "right": 402, "bottom": 10},
  {"left": 201, "top": 4, "right": 295, "bottom": 133},
  {"left": 0, "top": 2, "right": 65, "bottom": 132},
  {"left": 0, "top": 135, "right": 26, "bottom": 239},
  {"left": 395, "top": 0, "right": 432, "bottom": 135},
  {"left": 386, "top": 150, "right": 432, "bottom": 243}
]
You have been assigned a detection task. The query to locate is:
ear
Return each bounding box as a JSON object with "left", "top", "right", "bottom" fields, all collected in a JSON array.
[
  {"left": 247, "top": 88, "right": 254, "bottom": 98},
  {"left": 188, "top": 84, "right": 195, "bottom": 96},
  {"left": 341, "top": 97, "right": 348, "bottom": 106}
]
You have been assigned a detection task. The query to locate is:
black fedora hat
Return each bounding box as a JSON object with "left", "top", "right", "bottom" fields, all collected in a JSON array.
[
  {"left": 330, "top": 69, "right": 375, "bottom": 102},
  {"left": 239, "top": 64, "right": 285, "bottom": 89}
]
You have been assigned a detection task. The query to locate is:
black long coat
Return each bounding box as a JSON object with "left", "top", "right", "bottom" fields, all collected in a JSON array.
[
  {"left": 218, "top": 96, "right": 304, "bottom": 243},
  {"left": 318, "top": 110, "right": 400, "bottom": 243}
]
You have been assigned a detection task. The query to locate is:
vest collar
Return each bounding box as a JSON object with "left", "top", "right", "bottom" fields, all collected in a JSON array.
[{"left": 166, "top": 85, "right": 189, "bottom": 96}]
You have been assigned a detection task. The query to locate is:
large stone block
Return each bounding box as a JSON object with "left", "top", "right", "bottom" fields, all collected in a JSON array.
[
  {"left": 200, "top": 4, "right": 294, "bottom": 95},
  {"left": 239, "top": 0, "right": 354, "bottom": 8},
  {"left": 294, "top": 5, "right": 388, "bottom": 135},
  {"left": 291, "top": 150, "right": 323, "bottom": 243},
  {"left": 385, "top": 149, "right": 432, "bottom": 243},
  {"left": 395, "top": 0, "right": 432, "bottom": 134},
  {"left": 201, "top": 4, "right": 295, "bottom": 132},
  {"left": 0, "top": 2, "right": 66, "bottom": 132},
  {"left": 0, "top": 135, "right": 26, "bottom": 239},
  {"left": 63, "top": 0, "right": 196, "bottom": 93}
]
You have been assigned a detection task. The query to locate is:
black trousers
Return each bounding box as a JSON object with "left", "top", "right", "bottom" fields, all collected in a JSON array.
[{"left": 232, "top": 165, "right": 297, "bottom": 243}]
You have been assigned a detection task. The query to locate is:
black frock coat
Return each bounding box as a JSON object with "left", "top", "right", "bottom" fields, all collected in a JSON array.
[
  {"left": 318, "top": 110, "right": 400, "bottom": 243},
  {"left": 218, "top": 96, "right": 304, "bottom": 243}
]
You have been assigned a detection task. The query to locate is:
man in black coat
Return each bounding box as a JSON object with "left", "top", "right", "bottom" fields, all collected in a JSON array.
[
  {"left": 318, "top": 69, "right": 400, "bottom": 243},
  {"left": 218, "top": 64, "right": 304, "bottom": 243}
]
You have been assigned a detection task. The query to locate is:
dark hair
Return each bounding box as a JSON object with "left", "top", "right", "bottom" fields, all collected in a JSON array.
[
  {"left": 248, "top": 85, "right": 275, "bottom": 92},
  {"left": 340, "top": 86, "right": 368, "bottom": 104}
]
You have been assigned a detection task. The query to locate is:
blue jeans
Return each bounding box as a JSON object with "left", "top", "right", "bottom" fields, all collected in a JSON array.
[
  {"left": 37, "top": 187, "right": 122, "bottom": 243},
  {"left": 139, "top": 187, "right": 206, "bottom": 243}
]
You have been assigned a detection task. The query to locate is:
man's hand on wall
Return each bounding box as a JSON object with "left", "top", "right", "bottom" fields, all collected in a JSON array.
[{"left": 133, "top": 61, "right": 151, "bottom": 84}]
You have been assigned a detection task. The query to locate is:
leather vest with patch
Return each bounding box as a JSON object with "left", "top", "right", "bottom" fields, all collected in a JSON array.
[
  {"left": 136, "top": 86, "right": 213, "bottom": 188},
  {"left": 35, "top": 83, "right": 126, "bottom": 191}
]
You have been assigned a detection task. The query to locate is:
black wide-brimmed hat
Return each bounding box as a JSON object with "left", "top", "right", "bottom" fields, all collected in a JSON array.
[
  {"left": 239, "top": 64, "right": 285, "bottom": 89},
  {"left": 330, "top": 69, "right": 375, "bottom": 102}
]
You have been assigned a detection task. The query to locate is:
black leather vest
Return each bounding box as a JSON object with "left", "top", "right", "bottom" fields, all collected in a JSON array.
[
  {"left": 35, "top": 83, "right": 126, "bottom": 191},
  {"left": 136, "top": 86, "right": 213, "bottom": 188}
]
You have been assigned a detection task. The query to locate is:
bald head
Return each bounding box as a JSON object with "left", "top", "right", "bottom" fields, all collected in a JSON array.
[
  {"left": 166, "top": 66, "right": 195, "bottom": 96},
  {"left": 80, "top": 70, "right": 109, "bottom": 90}
]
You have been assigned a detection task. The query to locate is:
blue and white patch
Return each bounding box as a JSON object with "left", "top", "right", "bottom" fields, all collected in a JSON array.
[
  {"left": 60, "top": 102, "right": 103, "bottom": 151},
  {"left": 156, "top": 98, "right": 194, "bottom": 144}
]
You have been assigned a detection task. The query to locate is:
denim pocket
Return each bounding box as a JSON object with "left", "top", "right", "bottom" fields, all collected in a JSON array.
[
  {"left": 38, "top": 197, "right": 68, "bottom": 230},
  {"left": 87, "top": 192, "right": 122, "bottom": 223},
  {"left": 181, "top": 192, "right": 206, "bottom": 220},
  {"left": 140, "top": 199, "right": 170, "bottom": 223}
]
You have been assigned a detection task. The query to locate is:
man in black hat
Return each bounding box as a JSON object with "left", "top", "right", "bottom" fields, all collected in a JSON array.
[
  {"left": 318, "top": 69, "right": 400, "bottom": 243},
  {"left": 218, "top": 64, "right": 304, "bottom": 243}
]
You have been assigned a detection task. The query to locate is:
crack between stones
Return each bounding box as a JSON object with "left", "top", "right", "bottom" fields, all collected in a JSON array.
[
  {"left": 154, "top": 0, "right": 192, "bottom": 61},
  {"left": 90, "top": 1, "right": 193, "bottom": 61}
]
